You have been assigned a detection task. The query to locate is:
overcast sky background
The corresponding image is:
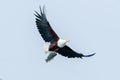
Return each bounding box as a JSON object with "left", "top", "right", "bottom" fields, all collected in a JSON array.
[{"left": 0, "top": 0, "right": 120, "bottom": 80}]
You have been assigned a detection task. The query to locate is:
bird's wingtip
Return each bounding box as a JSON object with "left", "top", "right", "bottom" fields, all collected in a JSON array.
[{"left": 83, "top": 53, "right": 96, "bottom": 57}]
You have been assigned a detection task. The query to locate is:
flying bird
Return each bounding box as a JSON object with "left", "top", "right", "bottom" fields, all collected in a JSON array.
[{"left": 35, "top": 7, "right": 95, "bottom": 62}]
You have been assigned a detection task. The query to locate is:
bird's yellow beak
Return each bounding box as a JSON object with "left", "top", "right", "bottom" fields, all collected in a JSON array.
[{"left": 65, "top": 40, "right": 70, "bottom": 43}]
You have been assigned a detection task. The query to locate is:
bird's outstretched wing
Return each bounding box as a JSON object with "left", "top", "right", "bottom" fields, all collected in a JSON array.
[
  {"left": 58, "top": 46, "right": 95, "bottom": 58},
  {"left": 35, "top": 7, "right": 59, "bottom": 43}
]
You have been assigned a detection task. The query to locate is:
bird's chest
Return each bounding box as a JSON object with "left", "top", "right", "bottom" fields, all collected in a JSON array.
[{"left": 49, "top": 43, "right": 59, "bottom": 52}]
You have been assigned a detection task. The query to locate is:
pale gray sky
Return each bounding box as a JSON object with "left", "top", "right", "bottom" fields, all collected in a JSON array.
[{"left": 0, "top": 0, "right": 120, "bottom": 80}]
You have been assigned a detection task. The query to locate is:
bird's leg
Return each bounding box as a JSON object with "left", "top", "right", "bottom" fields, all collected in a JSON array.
[{"left": 54, "top": 48, "right": 59, "bottom": 52}]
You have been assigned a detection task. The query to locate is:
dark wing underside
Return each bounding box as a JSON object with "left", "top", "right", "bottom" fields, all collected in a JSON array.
[
  {"left": 58, "top": 46, "right": 95, "bottom": 58},
  {"left": 35, "top": 7, "right": 59, "bottom": 43}
]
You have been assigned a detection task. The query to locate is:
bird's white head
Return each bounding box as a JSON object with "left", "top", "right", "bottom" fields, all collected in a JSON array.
[{"left": 57, "top": 39, "right": 70, "bottom": 48}]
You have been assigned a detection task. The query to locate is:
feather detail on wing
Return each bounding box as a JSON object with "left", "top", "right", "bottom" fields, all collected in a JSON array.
[
  {"left": 35, "top": 6, "right": 59, "bottom": 43},
  {"left": 58, "top": 46, "right": 95, "bottom": 58}
]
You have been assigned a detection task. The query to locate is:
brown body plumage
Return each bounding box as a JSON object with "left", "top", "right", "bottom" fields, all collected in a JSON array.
[{"left": 35, "top": 6, "right": 95, "bottom": 62}]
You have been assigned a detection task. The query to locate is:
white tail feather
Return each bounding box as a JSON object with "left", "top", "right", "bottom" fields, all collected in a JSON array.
[{"left": 44, "top": 42, "right": 50, "bottom": 53}]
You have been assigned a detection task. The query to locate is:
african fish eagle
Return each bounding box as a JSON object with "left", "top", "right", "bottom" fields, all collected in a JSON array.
[{"left": 35, "top": 7, "right": 95, "bottom": 62}]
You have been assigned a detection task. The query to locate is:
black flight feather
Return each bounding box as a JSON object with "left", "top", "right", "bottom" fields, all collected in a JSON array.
[
  {"left": 35, "top": 7, "right": 59, "bottom": 43},
  {"left": 58, "top": 46, "right": 95, "bottom": 58},
  {"left": 35, "top": 6, "right": 95, "bottom": 61}
]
